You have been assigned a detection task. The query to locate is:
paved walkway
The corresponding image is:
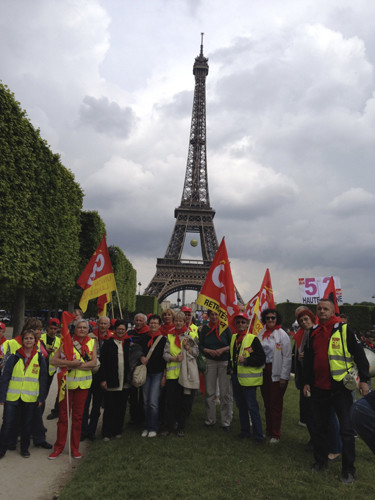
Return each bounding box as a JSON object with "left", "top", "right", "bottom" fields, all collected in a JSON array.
[{"left": 0, "top": 372, "right": 92, "bottom": 500}]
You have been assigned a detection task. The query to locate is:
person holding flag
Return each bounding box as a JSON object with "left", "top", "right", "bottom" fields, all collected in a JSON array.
[
  {"left": 196, "top": 238, "right": 238, "bottom": 432},
  {"left": 229, "top": 312, "right": 265, "bottom": 442},
  {"left": 199, "top": 310, "right": 233, "bottom": 431},
  {"left": 48, "top": 316, "right": 97, "bottom": 460},
  {"left": 258, "top": 308, "right": 292, "bottom": 444}
]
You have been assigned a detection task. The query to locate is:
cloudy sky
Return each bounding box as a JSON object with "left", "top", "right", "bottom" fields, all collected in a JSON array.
[{"left": 2, "top": 0, "right": 375, "bottom": 305}]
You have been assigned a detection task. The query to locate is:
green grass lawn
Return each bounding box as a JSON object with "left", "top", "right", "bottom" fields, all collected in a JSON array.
[{"left": 59, "top": 385, "right": 375, "bottom": 500}]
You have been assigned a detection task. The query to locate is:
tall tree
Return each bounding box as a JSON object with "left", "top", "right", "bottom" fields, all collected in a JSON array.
[
  {"left": 0, "top": 83, "right": 83, "bottom": 334},
  {"left": 109, "top": 245, "right": 136, "bottom": 317}
]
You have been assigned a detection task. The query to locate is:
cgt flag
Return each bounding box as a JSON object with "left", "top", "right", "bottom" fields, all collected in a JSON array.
[
  {"left": 57, "top": 311, "right": 76, "bottom": 402},
  {"left": 196, "top": 237, "right": 239, "bottom": 334},
  {"left": 323, "top": 276, "right": 340, "bottom": 316},
  {"left": 77, "top": 234, "right": 117, "bottom": 316},
  {"left": 246, "top": 268, "right": 275, "bottom": 333}
]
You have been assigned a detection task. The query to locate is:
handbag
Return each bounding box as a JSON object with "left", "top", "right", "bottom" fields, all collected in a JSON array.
[
  {"left": 338, "top": 326, "right": 358, "bottom": 391},
  {"left": 196, "top": 351, "right": 207, "bottom": 373},
  {"left": 132, "top": 335, "right": 163, "bottom": 388}
]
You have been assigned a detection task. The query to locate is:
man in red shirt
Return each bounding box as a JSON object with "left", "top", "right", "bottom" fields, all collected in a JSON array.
[{"left": 303, "top": 299, "right": 369, "bottom": 484}]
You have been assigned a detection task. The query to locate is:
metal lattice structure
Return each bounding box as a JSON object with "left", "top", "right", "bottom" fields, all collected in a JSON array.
[{"left": 145, "top": 36, "right": 242, "bottom": 304}]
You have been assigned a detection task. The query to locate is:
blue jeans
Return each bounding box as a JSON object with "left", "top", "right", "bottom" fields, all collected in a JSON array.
[
  {"left": 143, "top": 372, "right": 163, "bottom": 432},
  {"left": 350, "top": 398, "right": 375, "bottom": 454},
  {"left": 232, "top": 375, "right": 263, "bottom": 441}
]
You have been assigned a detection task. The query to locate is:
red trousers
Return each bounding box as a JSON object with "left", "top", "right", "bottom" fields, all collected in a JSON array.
[
  {"left": 260, "top": 363, "right": 287, "bottom": 439},
  {"left": 54, "top": 388, "right": 88, "bottom": 454}
]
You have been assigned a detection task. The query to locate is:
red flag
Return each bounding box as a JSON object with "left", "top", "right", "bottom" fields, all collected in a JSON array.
[
  {"left": 246, "top": 268, "right": 275, "bottom": 332},
  {"left": 196, "top": 237, "right": 239, "bottom": 334},
  {"left": 322, "top": 276, "right": 340, "bottom": 316},
  {"left": 77, "top": 234, "right": 117, "bottom": 315},
  {"left": 57, "top": 311, "right": 76, "bottom": 402}
]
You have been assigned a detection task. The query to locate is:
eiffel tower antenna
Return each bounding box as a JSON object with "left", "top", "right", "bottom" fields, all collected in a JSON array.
[{"left": 145, "top": 37, "right": 242, "bottom": 304}]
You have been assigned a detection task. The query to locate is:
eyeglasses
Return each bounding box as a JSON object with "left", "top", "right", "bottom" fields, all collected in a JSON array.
[
  {"left": 235, "top": 320, "right": 248, "bottom": 324},
  {"left": 265, "top": 316, "right": 276, "bottom": 320}
]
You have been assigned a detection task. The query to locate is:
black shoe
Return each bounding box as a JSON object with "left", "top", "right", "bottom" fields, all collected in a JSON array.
[
  {"left": 7, "top": 444, "right": 16, "bottom": 451},
  {"left": 0, "top": 451, "right": 5, "bottom": 459},
  {"left": 222, "top": 426, "right": 231, "bottom": 432},
  {"left": 177, "top": 430, "right": 185, "bottom": 438},
  {"left": 46, "top": 411, "right": 58, "bottom": 420},
  {"left": 342, "top": 472, "right": 355, "bottom": 485},
  {"left": 311, "top": 462, "right": 327, "bottom": 472},
  {"left": 238, "top": 433, "right": 250, "bottom": 439},
  {"left": 21, "top": 450, "right": 30, "bottom": 458},
  {"left": 88, "top": 434, "right": 96, "bottom": 441},
  {"left": 80, "top": 435, "right": 87, "bottom": 442},
  {"left": 35, "top": 441, "right": 52, "bottom": 449}
]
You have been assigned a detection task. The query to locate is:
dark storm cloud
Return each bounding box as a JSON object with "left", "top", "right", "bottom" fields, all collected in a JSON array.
[{"left": 79, "top": 96, "right": 136, "bottom": 137}]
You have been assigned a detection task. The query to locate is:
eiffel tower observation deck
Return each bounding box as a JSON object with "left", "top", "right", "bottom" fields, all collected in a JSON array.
[{"left": 145, "top": 35, "right": 241, "bottom": 304}]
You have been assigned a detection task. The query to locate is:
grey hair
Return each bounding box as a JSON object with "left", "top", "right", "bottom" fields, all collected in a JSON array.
[
  {"left": 75, "top": 318, "right": 89, "bottom": 329},
  {"left": 135, "top": 313, "right": 147, "bottom": 322},
  {"left": 98, "top": 316, "right": 110, "bottom": 324}
]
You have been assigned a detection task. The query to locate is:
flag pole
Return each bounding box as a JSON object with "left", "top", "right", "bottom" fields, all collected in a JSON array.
[
  {"left": 115, "top": 288, "right": 123, "bottom": 319},
  {"left": 111, "top": 295, "right": 115, "bottom": 319},
  {"left": 66, "top": 386, "right": 72, "bottom": 464}
]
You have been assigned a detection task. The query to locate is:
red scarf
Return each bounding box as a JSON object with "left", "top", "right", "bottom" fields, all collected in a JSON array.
[
  {"left": 161, "top": 323, "right": 175, "bottom": 337},
  {"left": 112, "top": 333, "right": 130, "bottom": 344},
  {"left": 173, "top": 325, "right": 188, "bottom": 349},
  {"left": 234, "top": 330, "right": 247, "bottom": 346},
  {"left": 72, "top": 334, "right": 91, "bottom": 358},
  {"left": 262, "top": 324, "right": 281, "bottom": 340},
  {"left": 147, "top": 329, "right": 162, "bottom": 348},
  {"left": 17, "top": 345, "right": 38, "bottom": 370},
  {"left": 134, "top": 325, "right": 150, "bottom": 335},
  {"left": 206, "top": 321, "right": 221, "bottom": 342},
  {"left": 310, "top": 315, "right": 338, "bottom": 390},
  {"left": 311, "top": 315, "right": 337, "bottom": 339}
]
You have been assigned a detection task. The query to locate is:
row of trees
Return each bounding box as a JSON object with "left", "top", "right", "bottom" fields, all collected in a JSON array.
[{"left": 0, "top": 83, "right": 136, "bottom": 334}]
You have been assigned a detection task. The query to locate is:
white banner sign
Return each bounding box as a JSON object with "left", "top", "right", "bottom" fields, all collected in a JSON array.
[{"left": 298, "top": 276, "right": 343, "bottom": 305}]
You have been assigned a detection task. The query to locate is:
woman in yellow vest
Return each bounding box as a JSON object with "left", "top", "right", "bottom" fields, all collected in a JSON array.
[
  {"left": 230, "top": 312, "right": 265, "bottom": 442},
  {"left": 48, "top": 319, "right": 97, "bottom": 460},
  {"left": 162, "top": 312, "right": 199, "bottom": 437},
  {"left": 0, "top": 328, "right": 47, "bottom": 459}
]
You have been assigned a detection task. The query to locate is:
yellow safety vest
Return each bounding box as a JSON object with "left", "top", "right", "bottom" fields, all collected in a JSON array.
[
  {"left": 6, "top": 352, "right": 40, "bottom": 403},
  {"left": 188, "top": 324, "right": 199, "bottom": 339},
  {"left": 41, "top": 333, "right": 61, "bottom": 376},
  {"left": 328, "top": 324, "right": 354, "bottom": 381},
  {"left": 6, "top": 338, "right": 22, "bottom": 355},
  {"left": 66, "top": 338, "right": 95, "bottom": 390},
  {"left": 230, "top": 334, "right": 263, "bottom": 387},
  {"left": 166, "top": 334, "right": 183, "bottom": 380}
]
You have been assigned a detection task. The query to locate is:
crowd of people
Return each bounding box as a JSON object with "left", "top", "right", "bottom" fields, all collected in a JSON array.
[{"left": 0, "top": 300, "right": 373, "bottom": 485}]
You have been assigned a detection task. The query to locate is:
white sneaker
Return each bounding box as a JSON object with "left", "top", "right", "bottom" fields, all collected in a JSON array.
[
  {"left": 269, "top": 438, "right": 280, "bottom": 444},
  {"left": 103, "top": 437, "right": 110, "bottom": 442},
  {"left": 141, "top": 430, "right": 148, "bottom": 437},
  {"left": 148, "top": 431, "right": 157, "bottom": 438}
]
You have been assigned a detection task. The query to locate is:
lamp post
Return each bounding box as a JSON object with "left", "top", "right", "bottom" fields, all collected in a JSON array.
[{"left": 138, "top": 282, "right": 142, "bottom": 295}]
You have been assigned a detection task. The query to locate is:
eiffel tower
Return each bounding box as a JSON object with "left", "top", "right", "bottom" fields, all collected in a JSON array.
[{"left": 145, "top": 35, "right": 241, "bottom": 304}]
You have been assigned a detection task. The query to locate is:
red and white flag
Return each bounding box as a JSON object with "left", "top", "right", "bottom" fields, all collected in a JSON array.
[
  {"left": 245, "top": 268, "right": 275, "bottom": 333},
  {"left": 77, "top": 234, "right": 117, "bottom": 316},
  {"left": 196, "top": 238, "right": 239, "bottom": 334}
]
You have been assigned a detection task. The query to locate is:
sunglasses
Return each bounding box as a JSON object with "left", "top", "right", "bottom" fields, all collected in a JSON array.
[{"left": 265, "top": 316, "right": 276, "bottom": 320}]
